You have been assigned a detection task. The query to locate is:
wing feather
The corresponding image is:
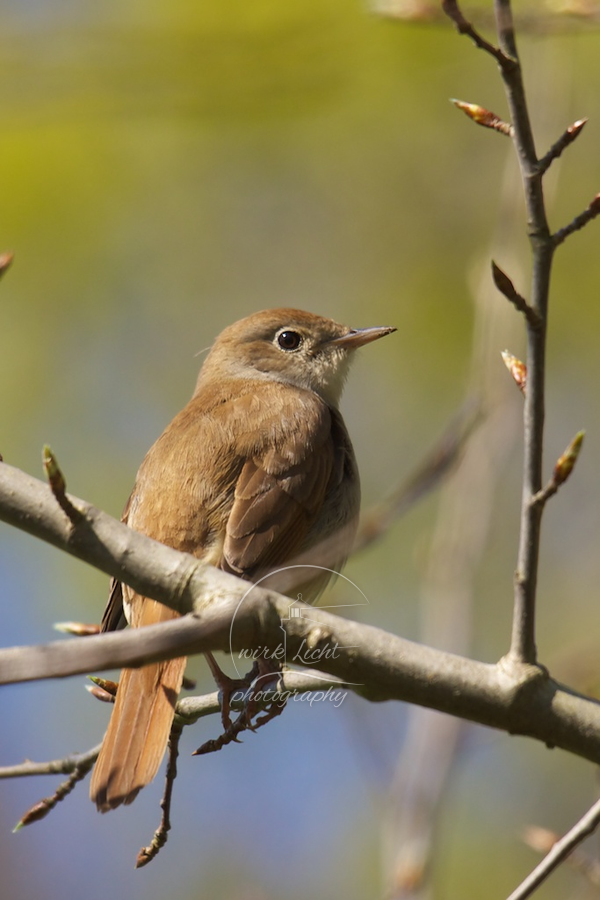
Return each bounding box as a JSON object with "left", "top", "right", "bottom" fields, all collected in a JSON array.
[{"left": 223, "top": 402, "right": 335, "bottom": 577}]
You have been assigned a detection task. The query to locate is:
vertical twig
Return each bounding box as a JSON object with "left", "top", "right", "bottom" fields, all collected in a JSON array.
[
  {"left": 444, "top": 0, "right": 555, "bottom": 667},
  {"left": 493, "top": 0, "right": 554, "bottom": 666}
]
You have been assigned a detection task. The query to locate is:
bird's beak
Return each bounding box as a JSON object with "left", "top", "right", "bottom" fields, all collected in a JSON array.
[{"left": 329, "top": 325, "right": 396, "bottom": 349}]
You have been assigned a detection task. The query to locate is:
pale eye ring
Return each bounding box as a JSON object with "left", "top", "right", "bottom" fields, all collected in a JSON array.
[{"left": 276, "top": 330, "right": 303, "bottom": 351}]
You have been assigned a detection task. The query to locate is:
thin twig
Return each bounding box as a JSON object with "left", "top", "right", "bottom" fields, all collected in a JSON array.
[
  {"left": 0, "top": 745, "right": 102, "bottom": 780},
  {"left": 537, "top": 118, "right": 588, "bottom": 175},
  {"left": 522, "top": 825, "right": 600, "bottom": 889},
  {"left": 507, "top": 796, "right": 600, "bottom": 900},
  {"left": 442, "top": 0, "right": 514, "bottom": 67},
  {"left": 530, "top": 431, "right": 585, "bottom": 509},
  {"left": 355, "top": 399, "right": 480, "bottom": 552},
  {"left": 492, "top": 0, "right": 553, "bottom": 668},
  {"left": 444, "top": 0, "right": 553, "bottom": 667},
  {"left": 136, "top": 722, "right": 183, "bottom": 868},
  {"left": 553, "top": 193, "right": 600, "bottom": 247},
  {"left": 13, "top": 752, "right": 97, "bottom": 830}
]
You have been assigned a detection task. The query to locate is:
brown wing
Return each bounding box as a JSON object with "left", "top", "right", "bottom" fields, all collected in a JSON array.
[
  {"left": 224, "top": 446, "right": 333, "bottom": 574},
  {"left": 222, "top": 406, "right": 336, "bottom": 582}
]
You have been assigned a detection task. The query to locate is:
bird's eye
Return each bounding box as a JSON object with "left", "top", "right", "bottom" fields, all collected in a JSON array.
[{"left": 276, "top": 330, "right": 303, "bottom": 351}]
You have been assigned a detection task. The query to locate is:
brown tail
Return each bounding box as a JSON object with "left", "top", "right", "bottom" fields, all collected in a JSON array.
[{"left": 90, "top": 655, "right": 186, "bottom": 812}]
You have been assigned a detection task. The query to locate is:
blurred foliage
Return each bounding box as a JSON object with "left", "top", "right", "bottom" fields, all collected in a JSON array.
[{"left": 1, "top": 2, "right": 600, "bottom": 899}]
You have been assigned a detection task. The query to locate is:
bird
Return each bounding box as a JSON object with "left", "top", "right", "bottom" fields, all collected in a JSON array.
[{"left": 90, "top": 308, "right": 395, "bottom": 812}]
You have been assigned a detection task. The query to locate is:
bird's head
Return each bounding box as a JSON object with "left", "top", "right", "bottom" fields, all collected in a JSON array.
[{"left": 198, "top": 308, "right": 395, "bottom": 407}]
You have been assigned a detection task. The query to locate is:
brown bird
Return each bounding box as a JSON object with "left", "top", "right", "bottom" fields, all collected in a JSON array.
[{"left": 90, "top": 308, "right": 395, "bottom": 812}]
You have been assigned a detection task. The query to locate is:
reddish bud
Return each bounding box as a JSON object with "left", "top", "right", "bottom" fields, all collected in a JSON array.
[
  {"left": 13, "top": 799, "right": 53, "bottom": 831},
  {"left": 501, "top": 350, "right": 527, "bottom": 394},
  {"left": 451, "top": 99, "right": 512, "bottom": 135},
  {"left": 567, "top": 118, "right": 588, "bottom": 138}
]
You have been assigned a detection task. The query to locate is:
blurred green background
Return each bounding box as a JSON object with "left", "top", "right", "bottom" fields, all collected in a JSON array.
[{"left": 2, "top": 1, "right": 600, "bottom": 898}]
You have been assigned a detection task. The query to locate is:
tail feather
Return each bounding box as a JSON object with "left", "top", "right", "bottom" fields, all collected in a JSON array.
[{"left": 90, "top": 656, "right": 186, "bottom": 812}]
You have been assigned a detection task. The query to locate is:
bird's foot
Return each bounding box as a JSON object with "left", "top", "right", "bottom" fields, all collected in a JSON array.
[{"left": 194, "top": 656, "right": 287, "bottom": 756}]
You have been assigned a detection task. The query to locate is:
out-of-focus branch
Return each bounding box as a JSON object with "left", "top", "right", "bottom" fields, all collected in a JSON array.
[
  {"left": 507, "top": 797, "right": 600, "bottom": 900},
  {"left": 355, "top": 399, "right": 480, "bottom": 553},
  {"left": 522, "top": 824, "right": 600, "bottom": 890},
  {"left": 382, "top": 138, "right": 524, "bottom": 896}
]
